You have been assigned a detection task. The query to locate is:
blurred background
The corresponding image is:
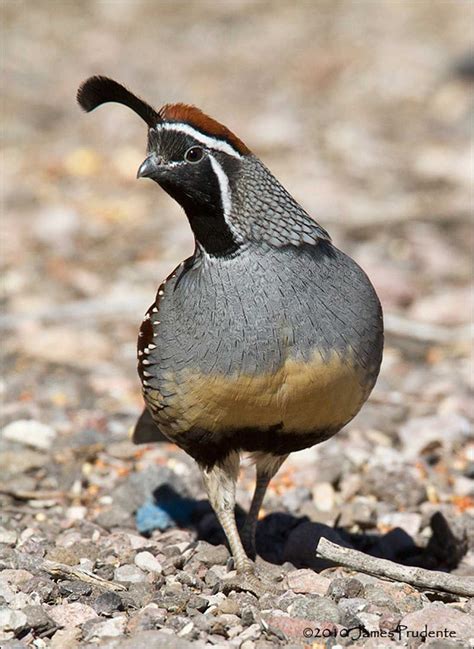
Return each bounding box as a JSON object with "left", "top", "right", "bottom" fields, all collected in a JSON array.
[{"left": 1, "top": 0, "right": 473, "bottom": 578}]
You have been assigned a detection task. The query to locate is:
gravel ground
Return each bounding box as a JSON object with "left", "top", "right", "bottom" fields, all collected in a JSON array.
[{"left": 1, "top": 1, "right": 473, "bottom": 648}]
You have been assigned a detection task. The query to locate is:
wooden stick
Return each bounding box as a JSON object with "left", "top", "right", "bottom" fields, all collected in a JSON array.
[
  {"left": 316, "top": 537, "right": 474, "bottom": 598},
  {"left": 42, "top": 560, "right": 126, "bottom": 592}
]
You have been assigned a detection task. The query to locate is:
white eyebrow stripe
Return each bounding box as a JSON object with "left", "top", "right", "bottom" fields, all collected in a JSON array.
[{"left": 157, "top": 123, "right": 242, "bottom": 159}]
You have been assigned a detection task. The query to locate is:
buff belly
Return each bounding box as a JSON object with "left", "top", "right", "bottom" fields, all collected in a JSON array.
[{"left": 144, "top": 349, "right": 370, "bottom": 449}]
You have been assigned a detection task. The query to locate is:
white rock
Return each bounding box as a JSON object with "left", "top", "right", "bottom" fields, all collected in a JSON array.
[
  {"left": 177, "top": 621, "right": 194, "bottom": 637},
  {"left": 379, "top": 512, "right": 422, "bottom": 537},
  {"left": 0, "top": 607, "right": 27, "bottom": 632},
  {"left": 9, "top": 592, "right": 33, "bottom": 609},
  {"left": 114, "top": 564, "right": 146, "bottom": 583},
  {"left": 0, "top": 528, "right": 17, "bottom": 545},
  {"left": 65, "top": 506, "right": 87, "bottom": 522},
  {"left": 398, "top": 414, "right": 471, "bottom": 459},
  {"left": 48, "top": 602, "right": 98, "bottom": 628},
  {"left": 238, "top": 623, "right": 262, "bottom": 642},
  {"left": 0, "top": 581, "right": 15, "bottom": 604},
  {"left": 84, "top": 615, "right": 127, "bottom": 640},
  {"left": 312, "top": 482, "right": 336, "bottom": 511},
  {"left": 134, "top": 551, "right": 163, "bottom": 574},
  {"left": 2, "top": 420, "right": 56, "bottom": 450},
  {"left": 358, "top": 611, "right": 380, "bottom": 633}
]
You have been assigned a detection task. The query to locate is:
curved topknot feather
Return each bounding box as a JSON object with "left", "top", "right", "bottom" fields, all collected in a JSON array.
[{"left": 77, "top": 76, "right": 161, "bottom": 128}]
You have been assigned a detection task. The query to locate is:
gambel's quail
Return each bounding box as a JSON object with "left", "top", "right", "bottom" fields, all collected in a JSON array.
[{"left": 77, "top": 76, "right": 383, "bottom": 594}]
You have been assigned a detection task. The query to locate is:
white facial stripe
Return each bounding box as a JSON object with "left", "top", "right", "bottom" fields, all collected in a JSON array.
[
  {"left": 209, "top": 155, "right": 231, "bottom": 218},
  {"left": 157, "top": 123, "right": 242, "bottom": 159},
  {"left": 209, "top": 155, "right": 242, "bottom": 243}
]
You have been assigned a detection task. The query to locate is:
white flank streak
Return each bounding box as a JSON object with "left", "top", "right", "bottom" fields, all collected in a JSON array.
[{"left": 157, "top": 123, "right": 242, "bottom": 159}]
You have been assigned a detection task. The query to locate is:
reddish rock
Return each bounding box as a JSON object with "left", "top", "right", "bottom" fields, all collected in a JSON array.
[{"left": 286, "top": 569, "right": 331, "bottom": 595}]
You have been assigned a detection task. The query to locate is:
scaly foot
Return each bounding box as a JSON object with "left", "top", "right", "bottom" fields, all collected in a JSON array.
[{"left": 217, "top": 561, "right": 282, "bottom": 596}]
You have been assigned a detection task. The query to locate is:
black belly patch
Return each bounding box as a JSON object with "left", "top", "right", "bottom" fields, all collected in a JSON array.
[{"left": 171, "top": 424, "right": 338, "bottom": 468}]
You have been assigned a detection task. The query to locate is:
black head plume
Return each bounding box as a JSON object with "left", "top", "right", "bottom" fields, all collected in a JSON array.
[{"left": 77, "top": 76, "right": 161, "bottom": 128}]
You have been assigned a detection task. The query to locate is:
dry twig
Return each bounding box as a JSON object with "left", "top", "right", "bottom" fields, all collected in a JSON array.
[
  {"left": 316, "top": 537, "right": 474, "bottom": 598},
  {"left": 42, "top": 560, "right": 126, "bottom": 592},
  {"left": 0, "top": 488, "right": 67, "bottom": 502}
]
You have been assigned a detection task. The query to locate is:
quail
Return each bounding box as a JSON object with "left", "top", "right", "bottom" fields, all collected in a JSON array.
[{"left": 77, "top": 76, "right": 384, "bottom": 594}]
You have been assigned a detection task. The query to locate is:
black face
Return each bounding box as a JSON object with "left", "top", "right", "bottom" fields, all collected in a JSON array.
[{"left": 140, "top": 128, "right": 241, "bottom": 257}]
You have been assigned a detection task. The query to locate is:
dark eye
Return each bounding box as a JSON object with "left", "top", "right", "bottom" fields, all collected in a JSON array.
[{"left": 184, "top": 146, "right": 204, "bottom": 163}]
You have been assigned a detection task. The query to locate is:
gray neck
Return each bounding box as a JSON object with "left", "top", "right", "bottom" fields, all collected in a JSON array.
[{"left": 229, "top": 156, "right": 331, "bottom": 248}]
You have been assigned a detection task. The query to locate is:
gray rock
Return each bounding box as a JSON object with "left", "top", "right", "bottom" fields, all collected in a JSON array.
[
  {"left": 107, "top": 629, "right": 205, "bottom": 648},
  {"left": 362, "top": 466, "right": 426, "bottom": 508},
  {"left": 327, "top": 577, "right": 365, "bottom": 602},
  {"left": 398, "top": 413, "right": 471, "bottom": 459},
  {"left": 94, "top": 506, "right": 133, "bottom": 530},
  {"left": 204, "top": 565, "right": 227, "bottom": 588},
  {"left": 364, "top": 581, "right": 424, "bottom": 615},
  {"left": 337, "top": 597, "right": 368, "bottom": 627},
  {"left": 22, "top": 604, "right": 53, "bottom": 631},
  {"left": 58, "top": 580, "right": 92, "bottom": 599},
  {"left": 45, "top": 546, "right": 81, "bottom": 566},
  {"left": 123, "top": 583, "right": 156, "bottom": 609},
  {"left": 0, "top": 607, "right": 28, "bottom": 632},
  {"left": 339, "top": 497, "right": 377, "bottom": 528},
  {"left": 0, "top": 450, "right": 47, "bottom": 475},
  {"left": 113, "top": 466, "right": 189, "bottom": 514},
  {"left": 93, "top": 591, "right": 124, "bottom": 616},
  {"left": 114, "top": 564, "right": 147, "bottom": 583},
  {"left": 288, "top": 595, "right": 340, "bottom": 623},
  {"left": 186, "top": 595, "right": 208, "bottom": 614},
  {"left": 22, "top": 576, "right": 57, "bottom": 601},
  {"left": 400, "top": 602, "right": 473, "bottom": 642},
  {"left": 281, "top": 486, "right": 311, "bottom": 512},
  {"left": 83, "top": 614, "right": 127, "bottom": 640},
  {"left": 378, "top": 512, "right": 422, "bottom": 537},
  {"left": 193, "top": 541, "right": 229, "bottom": 566},
  {"left": 2, "top": 419, "right": 56, "bottom": 450},
  {"left": 127, "top": 604, "right": 167, "bottom": 634},
  {"left": 154, "top": 591, "right": 189, "bottom": 614}
]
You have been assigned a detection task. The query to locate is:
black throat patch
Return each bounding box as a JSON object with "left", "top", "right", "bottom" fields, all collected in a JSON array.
[{"left": 158, "top": 156, "right": 241, "bottom": 257}]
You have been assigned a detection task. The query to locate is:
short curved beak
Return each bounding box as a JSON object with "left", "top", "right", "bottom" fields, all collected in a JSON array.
[{"left": 137, "top": 154, "right": 160, "bottom": 179}]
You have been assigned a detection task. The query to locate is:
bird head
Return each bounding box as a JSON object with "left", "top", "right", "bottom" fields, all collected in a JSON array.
[{"left": 77, "top": 76, "right": 329, "bottom": 257}]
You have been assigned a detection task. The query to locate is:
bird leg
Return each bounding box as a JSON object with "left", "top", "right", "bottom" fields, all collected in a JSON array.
[
  {"left": 200, "top": 452, "right": 252, "bottom": 575},
  {"left": 200, "top": 452, "right": 283, "bottom": 596},
  {"left": 240, "top": 453, "right": 288, "bottom": 558}
]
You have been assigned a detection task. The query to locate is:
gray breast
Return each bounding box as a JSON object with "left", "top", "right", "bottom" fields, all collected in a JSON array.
[{"left": 148, "top": 240, "right": 383, "bottom": 382}]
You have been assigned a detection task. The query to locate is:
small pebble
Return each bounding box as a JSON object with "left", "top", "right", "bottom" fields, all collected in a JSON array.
[
  {"left": 312, "top": 482, "right": 336, "bottom": 511},
  {"left": 58, "top": 580, "right": 93, "bottom": 599},
  {"left": 0, "top": 528, "right": 18, "bottom": 546},
  {"left": 114, "top": 564, "right": 147, "bottom": 583},
  {"left": 2, "top": 419, "right": 56, "bottom": 450},
  {"left": 48, "top": 602, "right": 98, "bottom": 628},
  {"left": 93, "top": 591, "right": 124, "bottom": 616},
  {"left": 134, "top": 551, "right": 163, "bottom": 574},
  {"left": 0, "top": 607, "right": 28, "bottom": 633},
  {"left": 286, "top": 569, "right": 331, "bottom": 595}
]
